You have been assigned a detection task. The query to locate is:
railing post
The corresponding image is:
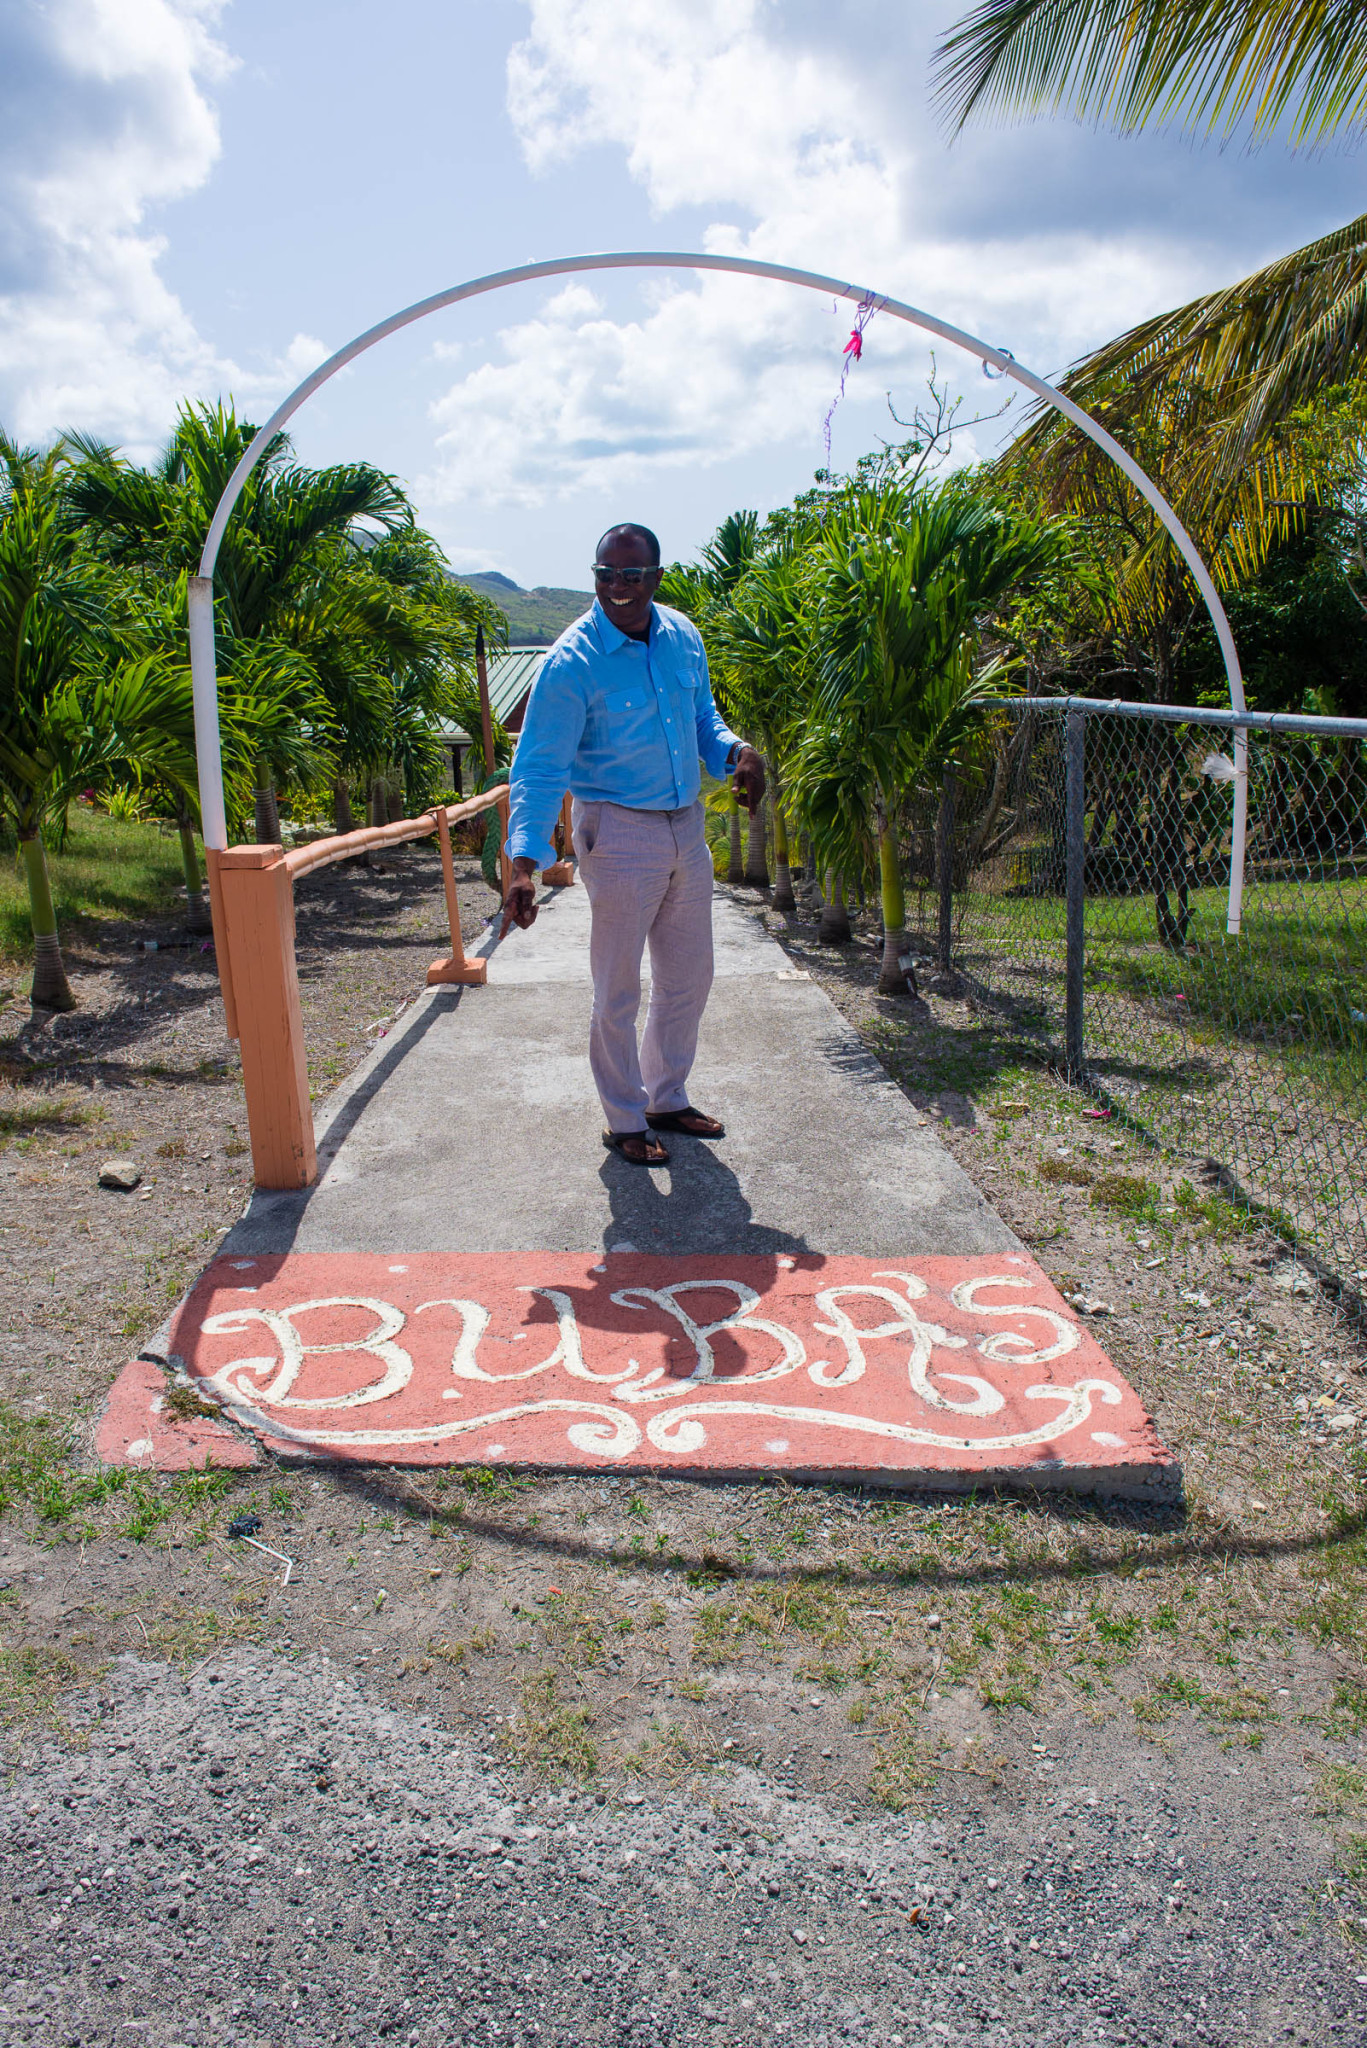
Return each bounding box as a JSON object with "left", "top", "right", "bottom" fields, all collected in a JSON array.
[
  {"left": 1065, "top": 705, "right": 1087, "bottom": 1083},
  {"left": 215, "top": 846, "right": 316, "bottom": 1190},
  {"left": 497, "top": 788, "right": 512, "bottom": 899},
  {"left": 541, "top": 791, "right": 576, "bottom": 887},
  {"left": 427, "top": 806, "right": 488, "bottom": 986},
  {"left": 935, "top": 767, "right": 955, "bottom": 970}
]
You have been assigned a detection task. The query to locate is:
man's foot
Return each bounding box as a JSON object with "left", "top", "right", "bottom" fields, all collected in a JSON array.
[
  {"left": 644, "top": 1107, "right": 726, "bottom": 1138},
  {"left": 603, "top": 1128, "right": 670, "bottom": 1167}
]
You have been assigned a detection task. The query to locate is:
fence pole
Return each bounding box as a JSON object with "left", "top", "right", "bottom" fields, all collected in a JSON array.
[
  {"left": 935, "top": 767, "right": 956, "bottom": 970},
  {"left": 1064, "top": 707, "right": 1087, "bottom": 1081},
  {"left": 215, "top": 846, "right": 316, "bottom": 1189},
  {"left": 426, "top": 805, "right": 488, "bottom": 987}
]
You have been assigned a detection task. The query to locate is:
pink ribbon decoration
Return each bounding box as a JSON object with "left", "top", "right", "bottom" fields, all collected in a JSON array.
[{"left": 822, "top": 290, "right": 882, "bottom": 463}]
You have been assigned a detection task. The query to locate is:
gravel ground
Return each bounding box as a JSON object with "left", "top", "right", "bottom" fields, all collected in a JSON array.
[
  {"left": 0, "top": 1646, "right": 1357, "bottom": 2048},
  {"left": 0, "top": 858, "right": 1366, "bottom": 2044}
]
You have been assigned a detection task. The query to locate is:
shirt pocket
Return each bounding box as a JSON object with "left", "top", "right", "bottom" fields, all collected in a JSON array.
[{"left": 590, "top": 682, "right": 654, "bottom": 751}]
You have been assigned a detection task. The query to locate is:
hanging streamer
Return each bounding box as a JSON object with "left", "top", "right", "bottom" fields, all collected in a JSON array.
[{"left": 822, "top": 290, "right": 882, "bottom": 463}]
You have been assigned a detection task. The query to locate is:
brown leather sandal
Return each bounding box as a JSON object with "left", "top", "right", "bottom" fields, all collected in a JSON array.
[
  {"left": 603, "top": 1128, "right": 670, "bottom": 1167},
  {"left": 644, "top": 1107, "right": 726, "bottom": 1138}
]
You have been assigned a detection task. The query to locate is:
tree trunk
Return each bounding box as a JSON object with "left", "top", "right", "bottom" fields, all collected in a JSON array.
[
  {"left": 254, "top": 765, "right": 282, "bottom": 845},
  {"left": 744, "top": 791, "right": 770, "bottom": 888},
  {"left": 771, "top": 796, "right": 796, "bottom": 913},
  {"left": 20, "top": 831, "right": 75, "bottom": 1012},
  {"left": 818, "top": 871, "right": 851, "bottom": 944},
  {"left": 333, "top": 777, "right": 356, "bottom": 837},
  {"left": 364, "top": 774, "right": 386, "bottom": 866},
  {"left": 876, "top": 823, "right": 913, "bottom": 995},
  {"left": 727, "top": 798, "right": 745, "bottom": 884},
  {"left": 176, "top": 811, "right": 212, "bottom": 934}
]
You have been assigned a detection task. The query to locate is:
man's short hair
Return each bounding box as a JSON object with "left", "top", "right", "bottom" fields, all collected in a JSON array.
[{"left": 596, "top": 522, "right": 661, "bottom": 566}]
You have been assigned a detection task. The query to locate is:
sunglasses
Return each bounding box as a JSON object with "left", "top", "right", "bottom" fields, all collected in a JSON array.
[{"left": 592, "top": 564, "right": 658, "bottom": 586}]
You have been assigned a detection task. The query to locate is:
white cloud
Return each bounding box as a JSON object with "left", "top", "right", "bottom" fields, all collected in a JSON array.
[
  {"left": 0, "top": 0, "right": 321, "bottom": 453},
  {"left": 423, "top": 0, "right": 1210, "bottom": 508}
]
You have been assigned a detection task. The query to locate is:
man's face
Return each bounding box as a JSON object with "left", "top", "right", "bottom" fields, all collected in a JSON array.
[{"left": 594, "top": 529, "right": 661, "bottom": 637}]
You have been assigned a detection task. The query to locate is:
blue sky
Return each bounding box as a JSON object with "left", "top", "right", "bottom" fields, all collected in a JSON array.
[{"left": 2, "top": 0, "right": 1363, "bottom": 586}]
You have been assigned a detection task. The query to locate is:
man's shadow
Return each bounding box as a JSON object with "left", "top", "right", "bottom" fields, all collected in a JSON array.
[{"left": 598, "top": 1137, "right": 811, "bottom": 1258}]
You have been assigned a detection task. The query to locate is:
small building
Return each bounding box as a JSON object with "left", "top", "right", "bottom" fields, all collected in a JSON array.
[{"left": 438, "top": 646, "right": 546, "bottom": 790}]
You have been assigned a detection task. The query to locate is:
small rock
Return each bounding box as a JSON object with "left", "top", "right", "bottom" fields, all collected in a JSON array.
[
  {"left": 926, "top": 1614, "right": 942, "bottom": 1630},
  {"left": 1272, "top": 1263, "right": 1314, "bottom": 1296},
  {"left": 1069, "top": 1294, "right": 1113, "bottom": 1317},
  {"left": 97, "top": 1157, "right": 141, "bottom": 1192},
  {"left": 790, "top": 1927, "right": 807, "bottom": 1945}
]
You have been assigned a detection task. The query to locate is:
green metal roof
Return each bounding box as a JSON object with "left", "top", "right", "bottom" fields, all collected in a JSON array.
[
  {"left": 435, "top": 647, "right": 546, "bottom": 742},
  {"left": 487, "top": 647, "right": 546, "bottom": 723}
]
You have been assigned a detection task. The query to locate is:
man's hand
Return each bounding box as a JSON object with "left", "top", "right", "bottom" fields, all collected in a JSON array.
[
  {"left": 499, "top": 856, "right": 539, "bottom": 938},
  {"left": 732, "top": 744, "right": 766, "bottom": 815}
]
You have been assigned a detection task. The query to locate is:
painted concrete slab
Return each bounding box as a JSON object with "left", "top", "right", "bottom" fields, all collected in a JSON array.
[
  {"left": 98, "top": 877, "right": 1177, "bottom": 1494},
  {"left": 100, "top": 1249, "right": 1177, "bottom": 1497}
]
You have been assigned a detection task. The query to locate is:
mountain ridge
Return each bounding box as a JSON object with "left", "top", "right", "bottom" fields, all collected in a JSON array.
[{"left": 455, "top": 572, "right": 593, "bottom": 647}]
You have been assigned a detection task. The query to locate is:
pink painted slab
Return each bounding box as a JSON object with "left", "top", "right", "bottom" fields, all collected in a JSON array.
[
  {"left": 96, "top": 1353, "right": 259, "bottom": 1472},
  {"left": 98, "top": 1251, "right": 1177, "bottom": 1495}
]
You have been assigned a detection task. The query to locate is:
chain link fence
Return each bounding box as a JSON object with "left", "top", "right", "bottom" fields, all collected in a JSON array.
[{"left": 897, "top": 698, "right": 1367, "bottom": 1292}]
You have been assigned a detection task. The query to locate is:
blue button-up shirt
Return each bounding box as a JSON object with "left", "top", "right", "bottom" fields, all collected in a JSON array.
[{"left": 506, "top": 599, "right": 741, "bottom": 869}]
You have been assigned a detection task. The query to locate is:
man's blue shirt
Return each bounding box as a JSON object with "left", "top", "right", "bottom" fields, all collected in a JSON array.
[{"left": 506, "top": 599, "right": 741, "bottom": 869}]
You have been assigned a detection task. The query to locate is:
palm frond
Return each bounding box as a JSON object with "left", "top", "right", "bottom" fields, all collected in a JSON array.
[{"left": 933, "top": 0, "right": 1367, "bottom": 147}]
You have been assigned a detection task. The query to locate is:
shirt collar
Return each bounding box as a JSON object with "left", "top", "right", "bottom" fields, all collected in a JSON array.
[{"left": 592, "top": 596, "right": 654, "bottom": 652}]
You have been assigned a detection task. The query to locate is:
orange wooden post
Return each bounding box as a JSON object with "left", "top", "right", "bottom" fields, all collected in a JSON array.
[
  {"left": 204, "top": 844, "right": 239, "bottom": 1041},
  {"left": 426, "top": 806, "right": 487, "bottom": 986},
  {"left": 542, "top": 791, "right": 576, "bottom": 887},
  {"left": 215, "top": 846, "right": 316, "bottom": 1190}
]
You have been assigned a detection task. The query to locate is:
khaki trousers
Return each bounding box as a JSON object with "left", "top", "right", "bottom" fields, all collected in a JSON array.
[{"left": 571, "top": 798, "right": 715, "bottom": 1134}]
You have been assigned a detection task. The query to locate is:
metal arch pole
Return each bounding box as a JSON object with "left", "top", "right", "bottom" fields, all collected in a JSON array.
[{"left": 189, "top": 248, "right": 1248, "bottom": 930}]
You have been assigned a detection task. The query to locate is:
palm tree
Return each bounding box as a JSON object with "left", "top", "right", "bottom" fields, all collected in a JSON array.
[
  {"left": 714, "top": 548, "right": 817, "bottom": 912},
  {"left": 661, "top": 512, "right": 764, "bottom": 886},
  {"left": 69, "top": 403, "right": 410, "bottom": 840},
  {"left": 933, "top": 1, "right": 1367, "bottom": 471},
  {"left": 791, "top": 486, "right": 1064, "bottom": 993},
  {"left": 0, "top": 440, "right": 208, "bottom": 1008}
]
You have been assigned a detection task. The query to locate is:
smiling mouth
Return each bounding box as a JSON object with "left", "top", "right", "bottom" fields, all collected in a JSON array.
[{"left": 608, "top": 595, "right": 636, "bottom": 607}]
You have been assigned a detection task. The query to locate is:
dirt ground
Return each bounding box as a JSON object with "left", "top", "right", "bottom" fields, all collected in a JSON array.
[{"left": 1, "top": 854, "right": 1365, "bottom": 2045}]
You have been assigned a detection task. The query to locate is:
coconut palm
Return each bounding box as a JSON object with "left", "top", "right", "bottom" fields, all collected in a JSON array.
[
  {"left": 661, "top": 511, "right": 764, "bottom": 885},
  {"left": 933, "top": 2, "right": 1367, "bottom": 471},
  {"left": 790, "top": 486, "right": 1064, "bottom": 993},
  {"left": 69, "top": 403, "right": 410, "bottom": 840},
  {"left": 0, "top": 441, "right": 205, "bottom": 1007},
  {"left": 713, "top": 549, "right": 817, "bottom": 911}
]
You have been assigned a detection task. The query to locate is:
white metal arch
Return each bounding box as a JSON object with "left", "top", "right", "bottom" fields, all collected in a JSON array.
[{"left": 189, "top": 250, "right": 1248, "bottom": 930}]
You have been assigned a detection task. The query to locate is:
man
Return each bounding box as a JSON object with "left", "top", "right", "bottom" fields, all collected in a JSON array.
[{"left": 501, "top": 522, "right": 765, "bottom": 1167}]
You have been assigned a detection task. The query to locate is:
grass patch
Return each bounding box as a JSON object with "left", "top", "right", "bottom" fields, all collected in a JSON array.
[
  {"left": 499, "top": 1669, "right": 597, "bottom": 1778},
  {"left": 427, "top": 1627, "right": 498, "bottom": 1669},
  {"left": 1313, "top": 1763, "right": 1367, "bottom": 1819},
  {"left": 1091, "top": 1173, "right": 1159, "bottom": 1220},
  {"left": 623, "top": 1718, "right": 727, "bottom": 1784},
  {"left": 0, "top": 1644, "right": 82, "bottom": 1727},
  {"left": 539, "top": 1591, "right": 612, "bottom": 1667},
  {"left": 1038, "top": 1158, "right": 1095, "bottom": 1187},
  {"left": 0, "top": 810, "right": 192, "bottom": 959},
  {"left": 870, "top": 1716, "right": 939, "bottom": 1811},
  {"left": 1132, "top": 1672, "right": 1270, "bottom": 1728},
  {"left": 691, "top": 1584, "right": 848, "bottom": 1666},
  {"left": 0, "top": 1098, "right": 95, "bottom": 1143},
  {"left": 144, "top": 1601, "right": 262, "bottom": 1665}
]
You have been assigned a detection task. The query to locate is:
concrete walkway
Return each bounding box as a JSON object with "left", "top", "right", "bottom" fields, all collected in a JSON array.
[
  {"left": 100, "top": 879, "right": 1176, "bottom": 1496},
  {"left": 231, "top": 880, "right": 1012, "bottom": 1260}
]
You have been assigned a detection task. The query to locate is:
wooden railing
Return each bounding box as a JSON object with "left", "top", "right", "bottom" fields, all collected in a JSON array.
[{"left": 206, "top": 787, "right": 574, "bottom": 1191}]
